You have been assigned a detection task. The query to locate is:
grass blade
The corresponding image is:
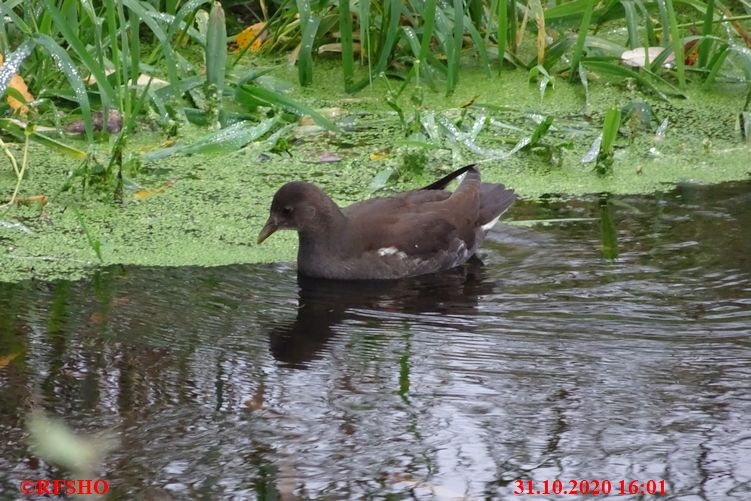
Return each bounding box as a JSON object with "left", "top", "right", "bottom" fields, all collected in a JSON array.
[
  {"left": 530, "top": 0, "right": 546, "bottom": 65},
  {"left": 339, "top": 0, "right": 354, "bottom": 89},
  {"left": 206, "top": 1, "right": 227, "bottom": 97},
  {"left": 103, "top": 0, "right": 123, "bottom": 114},
  {"left": 497, "top": 0, "right": 508, "bottom": 72},
  {"left": 621, "top": 0, "right": 639, "bottom": 49},
  {"left": 579, "top": 62, "right": 590, "bottom": 110},
  {"left": 0, "top": 40, "right": 34, "bottom": 99},
  {"left": 596, "top": 106, "right": 622, "bottom": 174},
  {"left": 296, "top": 0, "right": 320, "bottom": 86},
  {"left": 40, "top": 0, "right": 116, "bottom": 107},
  {"left": 417, "top": 0, "right": 437, "bottom": 86},
  {"left": 569, "top": 0, "right": 596, "bottom": 81},
  {"left": 359, "top": 0, "right": 371, "bottom": 72},
  {"left": 702, "top": 44, "right": 728, "bottom": 89},
  {"left": 31, "top": 34, "right": 94, "bottom": 141},
  {"left": 374, "top": 0, "right": 402, "bottom": 75},
  {"left": 122, "top": 0, "right": 181, "bottom": 94},
  {"left": 697, "top": 0, "right": 715, "bottom": 68},
  {"left": 507, "top": 0, "right": 517, "bottom": 54},
  {"left": 660, "top": 0, "right": 685, "bottom": 88},
  {"left": 447, "top": 0, "right": 463, "bottom": 95},
  {"left": 599, "top": 197, "right": 619, "bottom": 260},
  {"left": 465, "top": 12, "right": 491, "bottom": 76},
  {"left": 529, "top": 115, "right": 554, "bottom": 146}
]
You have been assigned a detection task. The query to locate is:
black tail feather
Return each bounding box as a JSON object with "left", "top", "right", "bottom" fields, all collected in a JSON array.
[{"left": 420, "top": 164, "right": 477, "bottom": 191}]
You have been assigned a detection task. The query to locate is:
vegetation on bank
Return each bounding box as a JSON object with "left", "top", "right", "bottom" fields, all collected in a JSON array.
[{"left": 0, "top": 1, "right": 750, "bottom": 280}]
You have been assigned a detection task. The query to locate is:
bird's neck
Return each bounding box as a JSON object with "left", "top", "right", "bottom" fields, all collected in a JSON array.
[
  {"left": 297, "top": 204, "right": 350, "bottom": 278},
  {"left": 298, "top": 202, "right": 348, "bottom": 246}
]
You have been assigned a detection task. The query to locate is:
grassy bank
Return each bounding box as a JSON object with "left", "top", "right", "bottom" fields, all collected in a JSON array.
[{"left": 1, "top": 65, "right": 749, "bottom": 282}]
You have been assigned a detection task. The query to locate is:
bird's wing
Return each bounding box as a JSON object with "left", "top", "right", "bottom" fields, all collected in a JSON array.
[
  {"left": 342, "top": 190, "right": 451, "bottom": 220},
  {"left": 346, "top": 167, "right": 482, "bottom": 257}
]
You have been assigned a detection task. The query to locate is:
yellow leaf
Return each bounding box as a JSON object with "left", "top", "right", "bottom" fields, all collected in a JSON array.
[
  {"left": 370, "top": 149, "right": 389, "bottom": 161},
  {"left": 0, "top": 352, "right": 19, "bottom": 370},
  {"left": 134, "top": 179, "right": 177, "bottom": 200},
  {"left": 15, "top": 195, "right": 48, "bottom": 207},
  {"left": 233, "top": 22, "right": 267, "bottom": 52},
  {"left": 0, "top": 53, "right": 34, "bottom": 115}
]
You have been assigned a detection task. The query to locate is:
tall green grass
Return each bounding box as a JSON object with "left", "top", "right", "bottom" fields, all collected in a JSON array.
[
  {"left": 1, "top": 0, "right": 342, "bottom": 200},
  {"left": 241, "top": 0, "right": 750, "bottom": 95},
  {"left": 2, "top": 0, "right": 750, "bottom": 197}
]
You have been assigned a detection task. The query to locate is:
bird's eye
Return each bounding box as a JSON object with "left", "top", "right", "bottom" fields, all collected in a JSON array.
[{"left": 282, "top": 206, "right": 293, "bottom": 216}]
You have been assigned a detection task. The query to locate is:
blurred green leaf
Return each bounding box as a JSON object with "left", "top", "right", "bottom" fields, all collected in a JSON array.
[{"left": 28, "top": 411, "right": 117, "bottom": 473}]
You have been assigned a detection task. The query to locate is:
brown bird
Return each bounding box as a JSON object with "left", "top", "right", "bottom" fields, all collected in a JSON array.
[{"left": 257, "top": 165, "right": 515, "bottom": 280}]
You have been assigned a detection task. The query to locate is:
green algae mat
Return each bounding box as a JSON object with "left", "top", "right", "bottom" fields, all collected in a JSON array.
[{"left": 1, "top": 68, "right": 749, "bottom": 282}]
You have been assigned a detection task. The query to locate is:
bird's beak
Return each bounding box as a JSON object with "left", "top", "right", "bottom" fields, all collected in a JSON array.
[{"left": 256, "top": 217, "right": 278, "bottom": 245}]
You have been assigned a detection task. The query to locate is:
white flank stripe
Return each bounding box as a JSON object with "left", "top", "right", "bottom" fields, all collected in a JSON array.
[
  {"left": 377, "top": 247, "right": 400, "bottom": 256},
  {"left": 481, "top": 215, "right": 502, "bottom": 232}
]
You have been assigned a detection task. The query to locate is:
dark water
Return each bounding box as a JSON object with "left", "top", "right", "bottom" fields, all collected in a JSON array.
[{"left": 1, "top": 182, "right": 750, "bottom": 500}]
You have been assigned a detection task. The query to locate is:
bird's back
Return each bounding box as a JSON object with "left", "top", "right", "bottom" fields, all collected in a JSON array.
[{"left": 314, "top": 167, "right": 515, "bottom": 279}]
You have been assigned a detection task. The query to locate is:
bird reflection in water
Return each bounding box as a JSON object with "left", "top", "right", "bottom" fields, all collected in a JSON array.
[{"left": 267, "top": 257, "right": 494, "bottom": 368}]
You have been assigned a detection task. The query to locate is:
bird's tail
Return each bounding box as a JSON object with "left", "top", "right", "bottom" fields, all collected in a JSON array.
[{"left": 420, "top": 164, "right": 477, "bottom": 191}]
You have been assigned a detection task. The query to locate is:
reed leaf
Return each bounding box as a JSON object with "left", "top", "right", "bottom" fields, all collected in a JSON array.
[
  {"left": 235, "top": 84, "right": 341, "bottom": 132},
  {"left": 698, "top": 0, "right": 715, "bottom": 68}
]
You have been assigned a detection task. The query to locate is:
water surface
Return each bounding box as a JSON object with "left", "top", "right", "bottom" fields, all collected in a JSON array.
[{"left": 1, "top": 182, "right": 750, "bottom": 500}]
